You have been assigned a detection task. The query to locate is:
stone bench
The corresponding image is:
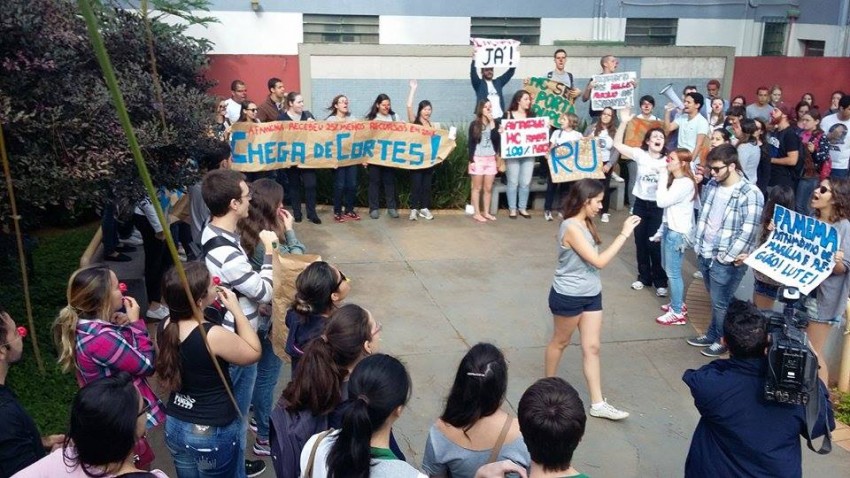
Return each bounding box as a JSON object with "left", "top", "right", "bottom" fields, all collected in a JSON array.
[{"left": 489, "top": 179, "right": 625, "bottom": 215}]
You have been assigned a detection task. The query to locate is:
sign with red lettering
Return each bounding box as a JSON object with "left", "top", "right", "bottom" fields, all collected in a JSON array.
[
  {"left": 472, "top": 38, "right": 521, "bottom": 68},
  {"left": 591, "top": 72, "right": 637, "bottom": 111},
  {"left": 500, "top": 117, "right": 550, "bottom": 159}
]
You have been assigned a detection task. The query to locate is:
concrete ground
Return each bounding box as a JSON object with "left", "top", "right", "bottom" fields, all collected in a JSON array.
[{"left": 111, "top": 205, "right": 847, "bottom": 477}]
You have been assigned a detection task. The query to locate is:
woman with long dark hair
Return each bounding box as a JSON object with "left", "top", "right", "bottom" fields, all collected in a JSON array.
[
  {"left": 284, "top": 261, "right": 351, "bottom": 372},
  {"left": 238, "top": 101, "right": 261, "bottom": 123},
  {"left": 502, "top": 90, "right": 536, "bottom": 219},
  {"left": 422, "top": 343, "right": 530, "bottom": 477},
  {"left": 16, "top": 373, "right": 169, "bottom": 477},
  {"left": 237, "top": 178, "right": 305, "bottom": 456},
  {"left": 156, "top": 262, "right": 261, "bottom": 477},
  {"left": 280, "top": 92, "right": 320, "bottom": 224},
  {"left": 585, "top": 107, "right": 619, "bottom": 223},
  {"left": 406, "top": 80, "right": 436, "bottom": 221},
  {"left": 467, "top": 99, "right": 500, "bottom": 223},
  {"left": 797, "top": 108, "right": 828, "bottom": 214},
  {"left": 366, "top": 94, "right": 401, "bottom": 219},
  {"left": 612, "top": 110, "right": 667, "bottom": 296},
  {"left": 326, "top": 95, "right": 362, "bottom": 223},
  {"left": 300, "top": 354, "right": 423, "bottom": 478},
  {"left": 544, "top": 179, "right": 640, "bottom": 421}
]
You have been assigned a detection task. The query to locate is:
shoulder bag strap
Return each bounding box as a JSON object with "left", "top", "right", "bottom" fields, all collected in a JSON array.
[
  {"left": 487, "top": 416, "right": 513, "bottom": 464},
  {"left": 304, "top": 429, "right": 333, "bottom": 477}
]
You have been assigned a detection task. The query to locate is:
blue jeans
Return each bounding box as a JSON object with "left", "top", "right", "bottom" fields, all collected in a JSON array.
[
  {"left": 333, "top": 166, "right": 358, "bottom": 214},
  {"left": 230, "top": 362, "right": 258, "bottom": 478},
  {"left": 661, "top": 230, "right": 687, "bottom": 314},
  {"left": 795, "top": 177, "right": 818, "bottom": 215},
  {"left": 165, "top": 415, "right": 241, "bottom": 478},
  {"left": 250, "top": 320, "right": 282, "bottom": 441},
  {"left": 505, "top": 157, "right": 535, "bottom": 211},
  {"left": 697, "top": 256, "right": 747, "bottom": 342}
]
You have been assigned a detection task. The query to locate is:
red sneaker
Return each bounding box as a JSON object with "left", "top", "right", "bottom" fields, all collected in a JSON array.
[
  {"left": 334, "top": 214, "right": 347, "bottom": 223},
  {"left": 345, "top": 211, "right": 361, "bottom": 221}
]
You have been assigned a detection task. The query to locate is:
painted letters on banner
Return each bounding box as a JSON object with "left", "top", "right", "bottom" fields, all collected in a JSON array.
[
  {"left": 524, "top": 77, "right": 577, "bottom": 126},
  {"left": 623, "top": 118, "right": 664, "bottom": 148},
  {"left": 743, "top": 205, "right": 838, "bottom": 295},
  {"left": 228, "top": 121, "right": 456, "bottom": 172},
  {"left": 547, "top": 138, "right": 605, "bottom": 183},
  {"left": 472, "top": 38, "right": 521, "bottom": 68},
  {"left": 591, "top": 72, "right": 637, "bottom": 111},
  {"left": 501, "top": 117, "right": 550, "bottom": 159}
]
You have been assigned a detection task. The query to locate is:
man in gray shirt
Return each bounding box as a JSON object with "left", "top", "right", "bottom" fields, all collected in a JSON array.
[{"left": 746, "top": 86, "right": 774, "bottom": 122}]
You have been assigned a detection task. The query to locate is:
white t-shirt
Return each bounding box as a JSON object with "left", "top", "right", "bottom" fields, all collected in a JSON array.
[
  {"left": 224, "top": 98, "right": 242, "bottom": 123},
  {"left": 674, "top": 113, "right": 710, "bottom": 153},
  {"left": 486, "top": 81, "right": 503, "bottom": 119},
  {"left": 656, "top": 176, "right": 695, "bottom": 236},
  {"left": 550, "top": 129, "right": 583, "bottom": 146},
  {"left": 821, "top": 114, "right": 850, "bottom": 170},
  {"left": 700, "top": 184, "right": 734, "bottom": 257},
  {"left": 629, "top": 148, "right": 666, "bottom": 201}
]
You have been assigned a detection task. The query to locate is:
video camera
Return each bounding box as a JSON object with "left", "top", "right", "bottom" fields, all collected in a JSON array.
[{"left": 763, "top": 287, "right": 819, "bottom": 405}]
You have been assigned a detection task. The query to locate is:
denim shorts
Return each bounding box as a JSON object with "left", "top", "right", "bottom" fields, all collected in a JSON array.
[
  {"left": 549, "top": 287, "right": 602, "bottom": 317},
  {"left": 753, "top": 279, "right": 780, "bottom": 300},
  {"left": 793, "top": 296, "right": 843, "bottom": 326}
]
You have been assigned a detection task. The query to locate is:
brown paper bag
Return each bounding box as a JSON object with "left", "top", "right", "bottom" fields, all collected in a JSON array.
[{"left": 271, "top": 252, "right": 322, "bottom": 361}]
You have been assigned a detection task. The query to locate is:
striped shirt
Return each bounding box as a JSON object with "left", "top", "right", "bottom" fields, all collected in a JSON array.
[
  {"left": 202, "top": 223, "right": 273, "bottom": 331},
  {"left": 74, "top": 319, "right": 164, "bottom": 428},
  {"left": 693, "top": 177, "right": 764, "bottom": 264}
]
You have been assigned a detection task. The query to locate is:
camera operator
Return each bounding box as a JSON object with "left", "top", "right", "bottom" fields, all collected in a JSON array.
[{"left": 682, "top": 299, "right": 834, "bottom": 478}]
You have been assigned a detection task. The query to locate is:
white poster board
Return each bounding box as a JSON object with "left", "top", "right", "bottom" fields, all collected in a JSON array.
[
  {"left": 590, "top": 72, "right": 637, "bottom": 111},
  {"left": 501, "top": 117, "right": 550, "bottom": 159},
  {"left": 472, "top": 38, "right": 521, "bottom": 68},
  {"left": 743, "top": 205, "right": 838, "bottom": 295}
]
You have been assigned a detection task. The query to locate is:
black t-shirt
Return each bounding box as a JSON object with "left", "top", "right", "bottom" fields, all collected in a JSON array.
[
  {"left": 767, "top": 126, "right": 801, "bottom": 188},
  {"left": 0, "top": 385, "right": 45, "bottom": 477}
]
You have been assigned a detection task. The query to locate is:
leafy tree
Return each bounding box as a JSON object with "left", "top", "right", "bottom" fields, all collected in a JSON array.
[{"left": 0, "top": 0, "right": 216, "bottom": 229}]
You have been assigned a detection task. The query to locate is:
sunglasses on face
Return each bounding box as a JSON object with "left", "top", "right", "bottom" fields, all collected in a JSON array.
[
  {"left": 247, "top": 108, "right": 258, "bottom": 112},
  {"left": 817, "top": 185, "right": 832, "bottom": 194},
  {"left": 335, "top": 270, "right": 349, "bottom": 290},
  {"left": 709, "top": 165, "right": 729, "bottom": 174}
]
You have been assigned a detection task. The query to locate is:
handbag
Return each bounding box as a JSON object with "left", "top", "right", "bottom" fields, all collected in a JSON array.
[{"left": 132, "top": 435, "right": 155, "bottom": 470}]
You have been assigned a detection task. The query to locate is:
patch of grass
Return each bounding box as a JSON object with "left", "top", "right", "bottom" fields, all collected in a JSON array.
[
  {"left": 832, "top": 389, "right": 850, "bottom": 425},
  {"left": 1, "top": 223, "right": 99, "bottom": 434}
]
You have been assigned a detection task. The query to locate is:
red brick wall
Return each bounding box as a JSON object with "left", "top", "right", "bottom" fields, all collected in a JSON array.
[
  {"left": 205, "top": 55, "right": 300, "bottom": 102},
  {"left": 731, "top": 57, "right": 850, "bottom": 110}
]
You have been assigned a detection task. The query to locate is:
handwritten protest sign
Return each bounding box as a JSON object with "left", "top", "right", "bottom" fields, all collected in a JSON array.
[
  {"left": 501, "top": 118, "right": 550, "bottom": 159},
  {"left": 591, "top": 72, "right": 637, "bottom": 111},
  {"left": 472, "top": 38, "right": 520, "bottom": 68},
  {"left": 743, "top": 205, "right": 838, "bottom": 295},
  {"left": 525, "top": 77, "right": 577, "bottom": 126},
  {"left": 547, "top": 138, "right": 605, "bottom": 183},
  {"left": 623, "top": 117, "right": 664, "bottom": 148},
  {"left": 229, "top": 121, "right": 456, "bottom": 172}
]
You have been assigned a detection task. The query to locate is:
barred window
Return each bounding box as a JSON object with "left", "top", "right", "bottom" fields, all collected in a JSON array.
[
  {"left": 625, "top": 18, "right": 677, "bottom": 46},
  {"left": 471, "top": 17, "right": 541, "bottom": 45},
  {"left": 303, "top": 14, "right": 379, "bottom": 44},
  {"left": 761, "top": 20, "right": 787, "bottom": 56}
]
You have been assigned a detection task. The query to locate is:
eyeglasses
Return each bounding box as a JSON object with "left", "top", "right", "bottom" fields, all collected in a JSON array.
[
  {"left": 246, "top": 108, "right": 258, "bottom": 112},
  {"left": 335, "top": 270, "right": 349, "bottom": 291},
  {"left": 218, "top": 105, "right": 227, "bottom": 110},
  {"left": 709, "top": 165, "right": 729, "bottom": 174},
  {"left": 239, "top": 191, "right": 252, "bottom": 202},
  {"left": 371, "top": 321, "right": 383, "bottom": 337},
  {"left": 818, "top": 185, "right": 832, "bottom": 194},
  {"left": 138, "top": 399, "right": 152, "bottom": 418}
]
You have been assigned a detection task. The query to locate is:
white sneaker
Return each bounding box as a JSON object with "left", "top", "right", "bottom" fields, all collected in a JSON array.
[
  {"left": 631, "top": 280, "right": 645, "bottom": 290},
  {"left": 612, "top": 172, "right": 625, "bottom": 183},
  {"left": 122, "top": 229, "right": 144, "bottom": 246},
  {"left": 693, "top": 270, "right": 704, "bottom": 279},
  {"left": 656, "top": 287, "right": 669, "bottom": 297},
  {"left": 146, "top": 305, "right": 169, "bottom": 321},
  {"left": 589, "top": 400, "right": 629, "bottom": 420},
  {"left": 544, "top": 211, "right": 553, "bottom": 221},
  {"left": 418, "top": 208, "right": 434, "bottom": 220},
  {"left": 601, "top": 213, "right": 610, "bottom": 223},
  {"left": 409, "top": 209, "right": 418, "bottom": 221}
]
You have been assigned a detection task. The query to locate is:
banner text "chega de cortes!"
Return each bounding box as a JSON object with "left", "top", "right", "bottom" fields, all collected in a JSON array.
[{"left": 229, "top": 121, "right": 456, "bottom": 171}]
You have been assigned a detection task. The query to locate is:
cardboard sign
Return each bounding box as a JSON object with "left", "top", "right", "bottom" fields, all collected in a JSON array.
[
  {"left": 624, "top": 117, "right": 664, "bottom": 148},
  {"left": 472, "top": 38, "right": 520, "bottom": 68},
  {"left": 591, "top": 72, "right": 637, "bottom": 111},
  {"left": 743, "top": 205, "right": 838, "bottom": 295},
  {"left": 229, "top": 121, "right": 456, "bottom": 172},
  {"left": 547, "top": 138, "right": 605, "bottom": 183},
  {"left": 525, "top": 77, "right": 577, "bottom": 126},
  {"left": 501, "top": 117, "right": 550, "bottom": 159}
]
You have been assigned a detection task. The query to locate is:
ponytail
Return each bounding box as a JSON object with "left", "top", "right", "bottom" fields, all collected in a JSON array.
[
  {"left": 327, "top": 397, "right": 373, "bottom": 478},
  {"left": 155, "top": 321, "right": 184, "bottom": 393},
  {"left": 54, "top": 306, "right": 80, "bottom": 373}
]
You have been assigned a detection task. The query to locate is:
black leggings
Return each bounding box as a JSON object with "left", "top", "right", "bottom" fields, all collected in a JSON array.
[
  {"left": 133, "top": 214, "right": 173, "bottom": 303},
  {"left": 632, "top": 198, "right": 666, "bottom": 288}
]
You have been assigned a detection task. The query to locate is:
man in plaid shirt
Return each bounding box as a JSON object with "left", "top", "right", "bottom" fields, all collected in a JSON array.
[{"left": 687, "top": 144, "right": 764, "bottom": 357}]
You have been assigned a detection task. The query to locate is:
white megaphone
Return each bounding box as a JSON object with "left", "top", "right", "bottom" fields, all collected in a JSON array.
[{"left": 659, "top": 83, "right": 685, "bottom": 109}]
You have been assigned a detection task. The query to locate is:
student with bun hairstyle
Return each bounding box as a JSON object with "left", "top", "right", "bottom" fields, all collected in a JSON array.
[
  {"left": 422, "top": 343, "right": 530, "bottom": 478},
  {"left": 300, "top": 354, "right": 424, "bottom": 478},
  {"left": 156, "top": 262, "right": 261, "bottom": 478},
  {"left": 284, "top": 261, "right": 351, "bottom": 372}
]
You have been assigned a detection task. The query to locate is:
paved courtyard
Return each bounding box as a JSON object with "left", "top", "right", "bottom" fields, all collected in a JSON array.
[{"left": 125, "top": 206, "right": 847, "bottom": 477}]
